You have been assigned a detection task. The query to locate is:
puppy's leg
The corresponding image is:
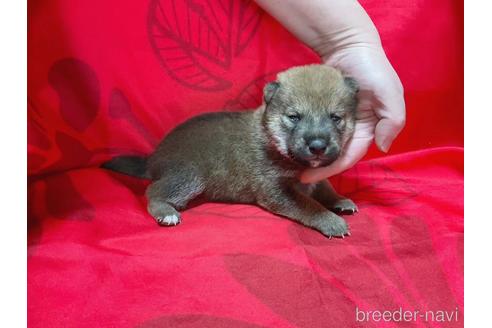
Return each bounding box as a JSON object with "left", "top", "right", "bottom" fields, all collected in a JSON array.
[
  {"left": 311, "top": 180, "right": 358, "bottom": 215},
  {"left": 257, "top": 186, "right": 349, "bottom": 238},
  {"left": 146, "top": 171, "right": 204, "bottom": 227}
]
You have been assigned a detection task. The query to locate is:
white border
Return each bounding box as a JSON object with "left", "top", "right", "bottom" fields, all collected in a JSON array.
[
  {"left": 0, "top": 0, "right": 483, "bottom": 326},
  {"left": 465, "top": 1, "right": 492, "bottom": 327},
  {"left": 0, "top": 0, "right": 27, "bottom": 326}
]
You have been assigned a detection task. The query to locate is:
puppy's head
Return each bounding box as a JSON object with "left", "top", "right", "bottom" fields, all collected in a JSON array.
[{"left": 262, "top": 64, "right": 359, "bottom": 168}]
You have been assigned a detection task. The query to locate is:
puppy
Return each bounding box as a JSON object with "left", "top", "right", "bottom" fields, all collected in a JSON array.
[{"left": 103, "top": 64, "right": 359, "bottom": 238}]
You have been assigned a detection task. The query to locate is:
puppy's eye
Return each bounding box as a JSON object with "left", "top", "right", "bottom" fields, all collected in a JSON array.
[
  {"left": 330, "top": 113, "right": 343, "bottom": 123},
  {"left": 287, "top": 113, "right": 301, "bottom": 123}
]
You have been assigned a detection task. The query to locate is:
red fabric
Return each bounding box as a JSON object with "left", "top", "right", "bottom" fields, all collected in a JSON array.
[{"left": 28, "top": 0, "right": 463, "bottom": 327}]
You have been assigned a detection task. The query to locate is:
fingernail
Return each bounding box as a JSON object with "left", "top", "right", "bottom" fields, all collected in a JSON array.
[{"left": 380, "top": 139, "right": 392, "bottom": 153}]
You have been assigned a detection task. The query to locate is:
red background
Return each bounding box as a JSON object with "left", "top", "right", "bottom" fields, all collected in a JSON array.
[{"left": 28, "top": 0, "right": 463, "bottom": 327}]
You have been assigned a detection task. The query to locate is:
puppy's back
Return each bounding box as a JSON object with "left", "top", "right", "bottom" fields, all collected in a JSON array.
[{"left": 147, "top": 111, "right": 259, "bottom": 181}]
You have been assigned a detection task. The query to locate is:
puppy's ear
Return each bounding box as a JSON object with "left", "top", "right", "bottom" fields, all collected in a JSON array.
[
  {"left": 344, "top": 77, "right": 359, "bottom": 94},
  {"left": 264, "top": 81, "right": 280, "bottom": 104}
]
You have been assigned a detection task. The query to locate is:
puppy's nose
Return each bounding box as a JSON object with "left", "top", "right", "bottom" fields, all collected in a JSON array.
[{"left": 308, "top": 139, "right": 327, "bottom": 155}]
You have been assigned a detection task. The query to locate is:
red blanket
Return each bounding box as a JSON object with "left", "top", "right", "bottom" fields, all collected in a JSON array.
[{"left": 28, "top": 0, "right": 463, "bottom": 327}]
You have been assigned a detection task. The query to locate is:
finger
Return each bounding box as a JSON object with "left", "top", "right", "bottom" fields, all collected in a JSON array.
[
  {"left": 300, "top": 136, "right": 372, "bottom": 183},
  {"left": 375, "top": 117, "right": 404, "bottom": 152},
  {"left": 374, "top": 91, "right": 406, "bottom": 152}
]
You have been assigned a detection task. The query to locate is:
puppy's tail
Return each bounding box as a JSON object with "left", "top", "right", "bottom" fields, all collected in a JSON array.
[{"left": 101, "top": 155, "right": 150, "bottom": 179}]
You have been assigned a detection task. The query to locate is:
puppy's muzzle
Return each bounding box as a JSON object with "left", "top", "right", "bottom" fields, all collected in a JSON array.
[{"left": 308, "top": 138, "right": 327, "bottom": 155}]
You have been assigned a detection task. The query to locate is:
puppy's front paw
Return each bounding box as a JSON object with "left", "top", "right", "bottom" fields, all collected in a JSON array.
[
  {"left": 317, "top": 214, "right": 349, "bottom": 238},
  {"left": 331, "top": 198, "right": 358, "bottom": 215}
]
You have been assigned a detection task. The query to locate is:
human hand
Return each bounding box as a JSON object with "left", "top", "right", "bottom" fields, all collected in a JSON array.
[
  {"left": 254, "top": 0, "right": 406, "bottom": 183},
  {"left": 300, "top": 46, "right": 405, "bottom": 183}
]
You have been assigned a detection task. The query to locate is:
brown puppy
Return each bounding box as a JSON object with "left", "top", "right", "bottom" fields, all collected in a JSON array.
[{"left": 103, "top": 64, "right": 359, "bottom": 238}]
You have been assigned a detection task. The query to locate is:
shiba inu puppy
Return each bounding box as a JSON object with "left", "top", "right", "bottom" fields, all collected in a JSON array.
[{"left": 103, "top": 64, "right": 359, "bottom": 237}]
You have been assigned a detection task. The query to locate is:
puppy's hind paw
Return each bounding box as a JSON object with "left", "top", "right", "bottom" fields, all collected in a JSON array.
[
  {"left": 156, "top": 214, "right": 181, "bottom": 227},
  {"left": 148, "top": 200, "right": 182, "bottom": 227}
]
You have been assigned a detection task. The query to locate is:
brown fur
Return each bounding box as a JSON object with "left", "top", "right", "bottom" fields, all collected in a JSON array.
[{"left": 102, "top": 64, "right": 359, "bottom": 237}]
